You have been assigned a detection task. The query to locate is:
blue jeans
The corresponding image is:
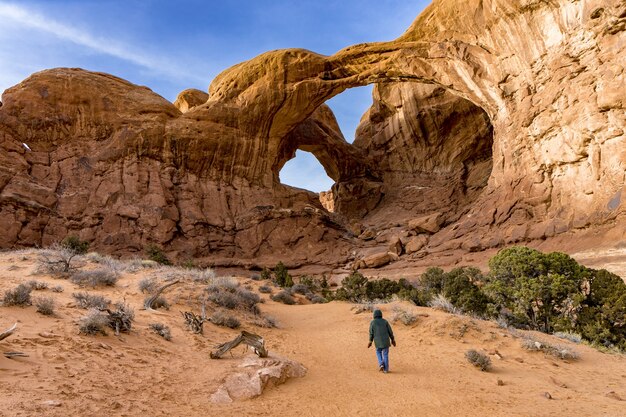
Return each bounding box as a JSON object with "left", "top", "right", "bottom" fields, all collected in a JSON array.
[{"left": 376, "top": 347, "right": 389, "bottom": 372}]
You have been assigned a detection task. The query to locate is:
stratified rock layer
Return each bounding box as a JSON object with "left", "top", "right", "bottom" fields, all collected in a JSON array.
[{"left": 0, "top": 0, "right": 624, "bottom": 268}]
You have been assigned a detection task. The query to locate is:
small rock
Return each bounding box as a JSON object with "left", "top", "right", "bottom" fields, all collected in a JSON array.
[
  {"left": 605, "top": 391, "right": 624, "bottom": 401},
  {"left": 98, "top": 342, "right": 112, "bottom": 350},
  {"left": 38, "top": 332, "right": 58, "bottom": 338},
  {"left": 549, "top": 376, "right": 567, "bottom": 388},
  {"left": 514, "top": 357, "right": 524, "bottom": 363},
  {"left": 43, "top": 400, "right": 62, "bottom": 407},
  {"left": 543, "top": 392, "right": 552, "bottom": 400},
  {"left": 497, "top": 379, "right": 505, "bottom": 386}
]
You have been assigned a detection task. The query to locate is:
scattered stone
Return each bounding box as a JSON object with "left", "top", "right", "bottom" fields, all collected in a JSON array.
[
  {"left": 38, "top": 332, "right": 58, "bottom": 338},
  {"left": 549, "top": 376, "right": 567, "bottom": 388},
  {"left": 42, "top": 400, "right": 62, "bottom": 407},
  {"left": 605, "top": 391, "right": 623, "bottom": 401},
  {"left": 497, "top": 379, "right": 505, "bottom": 386},
  {"left": 543, "top": 392, "right": 553, "bottom": 400},
  {"left": 404, "top": 235, "right": 429, "bottom": 254}
]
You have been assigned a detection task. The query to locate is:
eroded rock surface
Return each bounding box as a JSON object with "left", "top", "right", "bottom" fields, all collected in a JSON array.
[{"left": 0, "top": 0, "right": 624, "bottom": 269}]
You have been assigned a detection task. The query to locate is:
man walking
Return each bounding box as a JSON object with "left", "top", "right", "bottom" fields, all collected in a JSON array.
[{"left": 367, "top": 309, "right": 396, "bottom": 373}]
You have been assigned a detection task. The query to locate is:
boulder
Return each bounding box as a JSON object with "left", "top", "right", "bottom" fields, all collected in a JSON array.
[
  {"left": 407, "top": 213, "right": 444, "bottom": 234},
  {"left": 404, "top": 235, "right": 429, "bottom": 254},
  {"left": 210, "top": 355, "right": 307, "bottom": 403}
]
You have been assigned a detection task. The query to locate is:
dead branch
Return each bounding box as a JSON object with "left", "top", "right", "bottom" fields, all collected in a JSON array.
[
  {"left": 4, "top": 352, "right": 28, "bottom": 359},
  {"left": 144, "top": 280, "right": 180, "bottom": 311},
  {"left": 0, "top": 323, "right": 17, "bottom": 342},
  {"left": 210, "top": 331, "right": 268, "bottom": 359},
  {"left": 182, "top": 311, "right": 204, "bottom": 334}
]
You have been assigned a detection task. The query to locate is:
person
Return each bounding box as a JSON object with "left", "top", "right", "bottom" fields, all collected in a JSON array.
[{"left": 367, "top": 309, "right": 396, "bottom": 373}]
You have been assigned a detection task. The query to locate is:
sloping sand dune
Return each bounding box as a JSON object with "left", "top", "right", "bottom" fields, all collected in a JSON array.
[{"left": 0, "top": 251, "right": 625, "bottom": 417}]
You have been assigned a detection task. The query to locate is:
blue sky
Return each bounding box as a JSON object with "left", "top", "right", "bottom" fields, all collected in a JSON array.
[{"left": 0, "top": 0, "right": 429, "bottom": 192}]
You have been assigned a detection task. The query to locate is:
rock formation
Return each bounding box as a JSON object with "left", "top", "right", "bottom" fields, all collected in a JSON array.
[{"left": 0, "top": 0, "right": 624, "bottom": 270}]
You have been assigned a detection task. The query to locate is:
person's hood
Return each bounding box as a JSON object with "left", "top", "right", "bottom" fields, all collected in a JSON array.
[{"left": 373, "top": 309, "right": 382, "bottom": 319}]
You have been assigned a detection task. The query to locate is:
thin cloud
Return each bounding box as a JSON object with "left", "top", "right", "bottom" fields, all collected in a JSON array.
[{"left": 0, "top": 2, "right": 204, "bottom": 83}]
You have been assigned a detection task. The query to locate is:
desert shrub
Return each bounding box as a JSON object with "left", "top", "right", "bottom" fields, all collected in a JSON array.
[
  {"left": 35, "top": 296, "right": 55, "bottom": 315},
  {"left": 108, "top": 302, "right": 134, "bottom": 334},
  {"left": 138, "top": 278, "right": 158, "bottom": 294},
  {"left": 258, "top": 285, "right": 273, "bottom": 294},
  {"left": 250, "top": 273, "right": 262, "bottom": 281},
  {"left": 208, "top": 291, "right": 239, "bottom": 309},
  {"left": 554, "top": 331, "right": 582, "bottom": 344},
  {"left": 419, "top": 267, "right": 446, "bottom": 300},
  {"left": 484, "top": 247, "right": 587, "bottom": 333},
  {"left": 37, "top": 244, "right": 82, "bottom": 274},
  {"left": 235, "top": 288, "right": 261, "bottom": 310},
  {"left": 365, "top": 278, "right": 402, "bottom": 301},
  {"left": 149, "top": 323, "right": 172, "bottom": 341},
  {"left": 71, "top": 268, "right": 118, "bottom": 288},
  {"left": 260, "top": 267, "right": 272, "bottom": 281},
  {"left": 210, "top": 309, "right": 241, "bottom": 329},
  {"left": 290, "top": 283, "right": 309, "bottom": 295},
  {"left": 306, "top": 293, "right": 328, "bottom": 304},
  {"left": 271, "top": 290, "right": 296, "bottom": 305},
  {"left": 575, "top": 268, "right": 626, "bottom": 351},
  {"left": 428, "top": 294, "right": 461, "bottom": 315},
  {"left": 2, "top": 283, "right": 32, "bottom": 306},
  {"left": 72, "top": 292, "right": 110, "bottom": 310},
  {"left": 391, "top": 306, "right": 417, "bottom": 325},
  {"left": 521, "top": 336, "right": 579, "bottom": 360},
  {"left": 252, "top": 315, "right": 278, "bottom": 328},
  {"left": 61, "top": 235, "right": 90, "bottom": 254},
  {"left": 335, "top": 271, "right": 368, "bottom": 301},
  {"left": 465, "top": 349, "right": 491, "bottom": 371},
  {"left": 51, "top": 285, "right": 64, "bottom": 293},
  {"left": 439, "top": 267, "right": 492, "bottom": 317},
  {"left": 145, "top": 244, "right": 172, "bottom": 266},
  {"left": 206, "top": 276, "right": 239, "bottom": 293},
  {"left": 189, "top": 268, "right": 216, "bottom": 284},
  {"left": 273, "top": 262, "right": 293, "bottom": 288},
  {"left": 27, "top": 280, "right": 48, "bottom": 290},
  {"left": 353, "top": 302, "right": 376, "bottom": 314},
  {"left": 79, "top": 310, "right": 109, "bottom": 335}
]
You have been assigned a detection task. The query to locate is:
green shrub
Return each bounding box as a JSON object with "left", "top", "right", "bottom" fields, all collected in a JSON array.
[
  {"left": 260, "top": 267, "right": 272, "bottom": 281},
  {"left": 61, "top": 236, "right": 90, "bottom": 255},
  {"left": 484, "top": 247, "right": 587, "bottom": 333},
  {"left": 273, "top": 262, "right": 293, "bottom": 288},
  {"left": 335, "top": 271, "right": 368, "bottom": 301},
  {"left": 440, "top": 267, "right": 492, "bottom": 317},
  {"left": 145, "top": 244, "right": 172, "bottom": 266}
]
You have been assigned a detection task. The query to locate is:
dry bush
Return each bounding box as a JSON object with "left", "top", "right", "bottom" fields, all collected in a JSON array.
[
  {"left": 2, "top": 284, "right": 32, "bottom": 306},
  {"left": 465, "top": 349, "right": 492, "bottom": 371},
  {"left": 353, "top": 302, "right": 375, "bottom": 314},
  {"left": 258, "top": 285, "right": 273, "bottom": 294},
  {"left": 271, "top": 290, "right": 295, "bottom": 305},
  {"left": 391, "top": 306, "right": 418, "bottom": 325},
  {"left": 85, "top": 252, "right": 125, "bottom": 274},
  {"left": 521, "top": 336, "right": 580, "bottom": 360},
  {"left": 108, "top": 302, "right": 135, "bottom": 334},
  {"left": 72, "top": 292, "right": 110, "bottom": 310},
  {"left": 210, "top": 309, "right": 241, "bottom": 329},
  {"left": 554, "top": 331, "right": 583, "bottom": 344},
  {"left": 306, "top": 293, "right": 328, "bottom": 304},
  {"left": 188, "top": 268, "right": 216, "bottom": 284},
  {"left": 149, "top": 323, "right": 172, "bottom": 341},
  {"left": 36, "top": 244, "right": 82, "bottom": 274},
  {"left": 79, "top": 310, "right": 109, "bottom": 335},
  {"left": 290, "top": 284, "right": 309, "bottom": 295},
  {"left": 138, "top": 278, "right": 158, "bottom": 294},
  {"left": 27, "top": 280, "right": 48, "bottom": 290},
  {"left": 252, "top": 315, "right": 278, "bottom": 328},
  {"left": 51, "top": 285, "right": 64, "bottom": 293},
  {"left": 428, "top": 294, "right": 462, "bottom": 315},
  {"left": 206, "top": 276, "right": 239, "bottom": 293},
  {"left": 71, "top": 268, "right": 118, "bottom": 288},
  {"left": 206, "top": 280, "right": 261, "bottom": 313},
  {"left": 35, "top": 296, "right": 55, "bottom": 315}
]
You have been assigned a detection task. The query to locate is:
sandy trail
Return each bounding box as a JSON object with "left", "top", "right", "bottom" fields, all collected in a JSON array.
[{"left": 1, "top": 251, "right": 626, "bottom": 417}]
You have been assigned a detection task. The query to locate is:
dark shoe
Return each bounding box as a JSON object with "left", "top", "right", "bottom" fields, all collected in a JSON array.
[{"left": 379, "top": 365, "right": 384, "bottom": 372}]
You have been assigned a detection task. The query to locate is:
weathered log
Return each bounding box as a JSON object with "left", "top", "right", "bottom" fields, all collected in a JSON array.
[
  {"left": 210, "top": 331, "right": 268, "bottom": 359},
  {"left": 144, "top": 280, "right": 180, "bottom": 311},
  {"left": 0, "top": 323, "right": 17, "bottom": 341},
  {"left": 4, "top": 352, "right": 28, "bottom": 359},
  {"left": 182, "top": 311, "right": 204, "bottom": 334}
]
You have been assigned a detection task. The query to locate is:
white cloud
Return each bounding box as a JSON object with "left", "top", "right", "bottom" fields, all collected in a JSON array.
[{"left": 0, "top": 2, "right": 204, "bottom": 83}]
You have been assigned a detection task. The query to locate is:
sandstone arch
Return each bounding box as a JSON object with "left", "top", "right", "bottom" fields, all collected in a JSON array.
[{"left": 0, "top": 0, "right": 624, "bottom": 267}]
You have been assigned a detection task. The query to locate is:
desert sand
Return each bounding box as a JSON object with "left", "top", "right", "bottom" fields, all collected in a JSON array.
[{"left": 1, "top": 250, "right": 625, "bottom": 417}]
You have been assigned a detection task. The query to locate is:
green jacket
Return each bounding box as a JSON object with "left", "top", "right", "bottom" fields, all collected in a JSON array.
[{"left": 369, "top": 310, "right": 395, "bottom": 349}]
